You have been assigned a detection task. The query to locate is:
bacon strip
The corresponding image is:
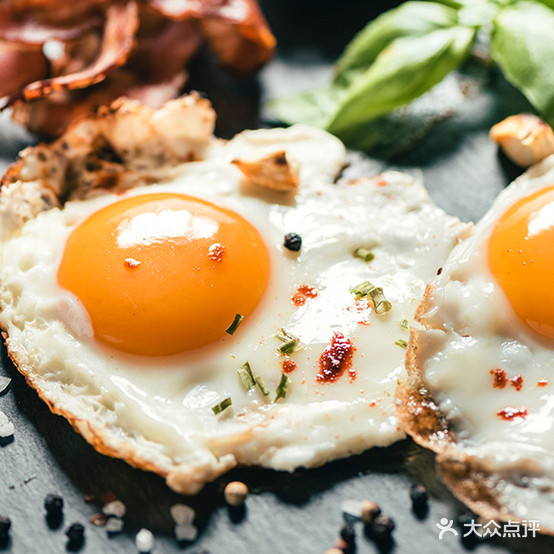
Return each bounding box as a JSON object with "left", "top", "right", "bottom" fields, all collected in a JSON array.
[
  {"left": 19, "top": 1, "right": 139, "bottom": 101},
  {"left": 148, "top": 0, "right": 275, "bottom": 72}
]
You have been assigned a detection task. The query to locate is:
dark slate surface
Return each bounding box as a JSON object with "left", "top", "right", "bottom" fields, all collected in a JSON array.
[{"left": 0, "top": 2, "right": 552, "bottom": 553}]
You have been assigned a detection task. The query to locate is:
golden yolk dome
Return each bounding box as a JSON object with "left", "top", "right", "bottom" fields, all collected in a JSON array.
[
  {"left": 58, "top": 193, "right": 270, "bottom": 356},
  {"left": 489, "top": 185, "right": 554, "bottom": 340}
]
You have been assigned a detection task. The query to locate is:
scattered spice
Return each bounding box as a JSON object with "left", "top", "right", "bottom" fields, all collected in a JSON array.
[
  {"left": 353, "top": 247, "right": 375, "bottom": 262},
  {"left": 283, "top": 232, "right": 302, "bottom": 252},
  {"left": 281, "top": 357, "right": 297, "bottom": 374},
  {"left": 89, "top": 513, "right": 108, "bottom": 527},
  {"left": 490, "top": 368, "right": 508, "bottom": 389},
  {"left": 510, "top": 375, "right": 524, "bottom": 391},
  {"left": 291, "top": 284, "right": 318, "bottom": 306},
  {"left": 99, "top": 491, "right": 117, "bottom": 505},
  {"left": 124, "top": 257, "right": 140, "bottom": 269},
  {"left": 224, "top": 481, "right": 249, "bottom": 507},
  {"left": 274, "top": 372, "right": 291, "bottom": 402},
  {"left": 340, "top": 523, "right": 356, "bottom": 547},
  {"left": 0, "top": 516, "right": 11, "bottom": 540},
  {"left": 44, "top": 494, "right": 64, "bottom": 515},
  {"left": 317, "top": 332, "right": 356, "bottom": 383},
  {"left": 174, "top": 523, "right": 198, "bottom": 542},
  {"left": 103, "top": 500, "right": 126, "bottom": 518},
  {"left": 410, "top": 484, "right": 428, "bottom": 516},
  {"left": 208, "top": 243, "right": 225, "bottom": 262},
  {"left": 361, "top": 501, "right": 381, "bottom": 525},
  {"left": 212, "top": 397, "right": 232, "bottom": 415},
  {"left": 105, "top": 517, "right": 124, "bottom": 535},
  {"left": 497, "top": 407, "right": 528, "bottom": 421},
  {"left": 368, "top": 514, "right": 395, "bottom": 540},
  {"left": 170, "top": 504, "right": 195, "bottom": 526},
  {"left": 135, "top": 528, "right": 155, "bottom": 553},
  {"left": 65, "top": 522, "right": 85, "bottom": 548},
  {"left": 538, "top": 379, "right": 549, "bottom": 387},
  {"left": 225, "top": 313, "right": 244, "bottom": 335}
]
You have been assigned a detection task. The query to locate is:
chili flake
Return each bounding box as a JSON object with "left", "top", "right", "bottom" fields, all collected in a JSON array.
[
  {"left": 497, "top": 407, "right": 528, "bottom": 421},
  {"left": 317, "top": 332, "right": 356, "bottom": 383},
  {"left": 291, "top": 285, "right": 318, "bottom": 306},
  {"left": 490, "top": 368, "right": 508, "bottom": 389}
]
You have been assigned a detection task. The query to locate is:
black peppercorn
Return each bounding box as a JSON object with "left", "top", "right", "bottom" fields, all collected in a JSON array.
[
  {"left": 370, "top": 514, "right": 395, "bottom": 540},
  {"left": 0, "top": 515, "right": 11, "bottom": 539},
  {"left": 44, "top": 494, "right": 64, "bottom": 514},
  {"left": 340, "top": 523, "right": 356, "bottom": 546},
  {"left": 410, "top": 483, "right": 428, "bottom": 515},
  {"left": 65, "top": 522, "right": 85, "bottom": 545},
  {"left": 283, "top": 233, "right": 302, "bottom": 252}
]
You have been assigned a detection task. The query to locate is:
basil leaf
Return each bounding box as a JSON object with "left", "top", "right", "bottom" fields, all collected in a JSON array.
[
  {"left": 491, "top": 2, "right": 554, "bottom": 127},
  {"left": 335, "top": 2, "right": 459, "bottom": 83},
  {"left": 534, "top": 0, "right": 554, "bottom": 9},
  {"left": 268, "top": 84, "right": 341, "bottom": 127},
  {"left": 327, "top": 26, "right": 474, "bottom": 139}
]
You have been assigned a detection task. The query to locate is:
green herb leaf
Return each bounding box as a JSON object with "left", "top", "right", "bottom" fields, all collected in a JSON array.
[
  {"left": 350, "top": 280, "right": 374, "bottom": 298},
  {"left": 268, "top": 84, "right": 342, "bottom": 128},
  {"left": 212, "top": 397, "right": 232, "bottom": 415},
  {"left": 274, "top": 373, "right": 291, "bottom": 402},
  {"left": 369, "top": 286, "right": 392, "bottom": 314},
  {"left": 237, "top": 362, "right": 255, "bottom": 391},
  {"left": 328, "top": 26, "right": 475, "bottom": 139},
  {"left": 275, "top": 328, "right": 302, "bottom": 354},
  {"left": 336, "top": 1, "right": 459, "bottom": 83},
  {"left": 255, "top": 376, "right": 270, "bottom": 396},
  {"left": 491, "top": 2, "right": 554, "bottom": 127},
  {"left": 225, "top": 313, "right": 244, "bottom": 335},
  {"left": 395, "top": 338, "right": 408, "bottom": 349},
  {"left": 353, "top": 247, "right": 375, "bottom": 262}
]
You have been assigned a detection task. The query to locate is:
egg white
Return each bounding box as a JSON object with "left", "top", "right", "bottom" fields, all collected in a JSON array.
[
  {"left": 0, "top": 125, "right": 467, "bottom": 493},
  {"left": 411, "top": 154, "right": 554, "bottom": 531}
]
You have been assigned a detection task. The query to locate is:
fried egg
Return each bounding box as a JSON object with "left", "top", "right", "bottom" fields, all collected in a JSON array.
[
  {"left": 0, "top": 104, "right": 467, "bottom": 494},
  {"left": 399, "top": 154, "right": 554, "bottom": 533}
]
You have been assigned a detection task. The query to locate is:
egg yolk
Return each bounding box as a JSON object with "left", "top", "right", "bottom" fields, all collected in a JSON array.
[
  {"left": 58, "top": 193, "right": 270, "bottom": 356},
  {"left": 489, "top": 185, "right": 554, "bottom": 340}
]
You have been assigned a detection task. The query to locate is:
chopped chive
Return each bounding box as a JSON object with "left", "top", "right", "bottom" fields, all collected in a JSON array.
[
  {"left": 274, "top": 373, "right": 290, "bottom": 402},
  {"left": 237, "top": 362, "right": 255, "bottom": 390},
  {"left": 350, "top": 280, "right": 392, "bottom": 314},
  {"left": 369, "top": 287, "right": 392, "bottom": 314},
  {"left": 212, "top": 397, "right": 232, "bottom": 415},
  {"left": 395, "top": 339, "right": 408, "bottom": 349},
  {"left": 225, "top": 313, "right": 244, "bottom": 335},
  {"left": 353, "top": 247, "right": 375, "bottom": 262},
  {"left": 275, "top": 328, "right": 302, "bottom": 354},
  {"left": 255, "top": 376, "right": 270, "bottom": 396},
  {"left": 278, "top": 338, "right": 299, "bottom": 355},
  {"left": 350, "top": 280, "right": 373, "bottom": 299},
  {"left": 399, "top": 319, "right": 408, "bottom": 329}
]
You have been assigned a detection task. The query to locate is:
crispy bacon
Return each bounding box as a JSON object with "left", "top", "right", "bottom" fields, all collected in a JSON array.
[{"left": 0, "top": 0, "right": 275, "bottom": 137}]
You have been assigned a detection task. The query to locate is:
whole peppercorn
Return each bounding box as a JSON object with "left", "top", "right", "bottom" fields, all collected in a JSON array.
[
  {"left": 283, "top": 232, "right": 302, "bottom": 252},
  {"left": 340, "top": 523, "right": 355, "bottom": 546},
  {"left": 44, "top": 494, "right": 64, "bottom": 514},
  {"left": 360, "top": 500, "right": 381, "bottom": 524},
  {"left": 370, "top": 514, "right": 395, "bottom": 540},
  {"left": 224, "top": 481, "right": 249, "bottom": 507},
  {"left": 65, "top": 522, "right": 85, "bottom": 549},
  {"left": 410, "top": 483, "right": 428, "bottom": 515},
  {"left": 0, "top": 515, "right": 11, "bottom": 539}
]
